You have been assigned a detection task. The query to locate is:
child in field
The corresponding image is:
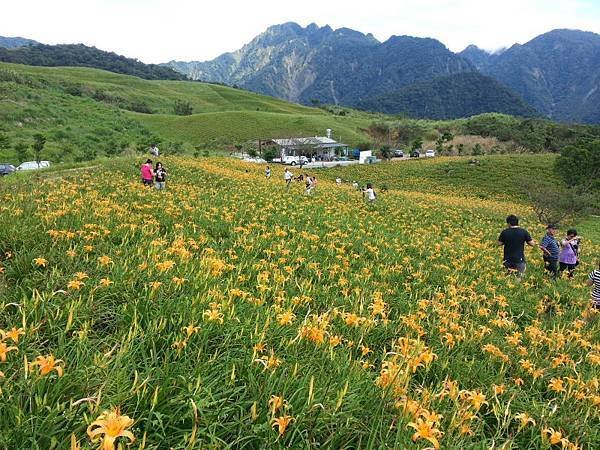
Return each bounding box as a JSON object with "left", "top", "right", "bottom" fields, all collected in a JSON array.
[
  {"left": 559, "top": 229, "right": 581, "bottom": 278},
  {"left": 304, "top": 175, "right": 314, "bottom": 195},
  {"left": 155, "top": 162, "right": 167, "bottom": 190},
  {"left": 265, "top": 166, "right": 271, "bottom": 178},
  {"left": 284, "top": 168, "right": 293, "bottom": 187},
  {"left": 587, "top": 260, "right": 600, "bottom": 309},
  {"left": 363, "top": 183, "right": 376, "bottom": 203},
  {"left": 140, "top": 159, "right": 154, "bottom": 186}
]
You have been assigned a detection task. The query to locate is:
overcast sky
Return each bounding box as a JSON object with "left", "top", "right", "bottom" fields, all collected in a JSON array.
[{"left": 1, "top": 0, "right": 599, "bottom": 63}]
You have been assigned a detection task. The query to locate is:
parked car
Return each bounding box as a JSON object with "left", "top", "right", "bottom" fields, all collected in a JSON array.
[
  {"left": 272, "top": 155, "right": 309, "bottom": 166},
  {"left": 410, "top": 150, "right": 421, "bottom": 158},
  {"left": 425, "top": 149, "right": 436, "bottom": 158},
  {"left": 0, "top": 163, "right": 16, "bottom": 176},
  {"left": 392, "top": 149, "right": 404, "bottom": 157},
  {"left": 16, "top": 161, "right": 51, "bottom": 171}
]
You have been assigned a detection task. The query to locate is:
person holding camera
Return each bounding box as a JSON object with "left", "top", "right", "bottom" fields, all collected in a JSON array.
[{"left": 559, "top": 229, "right": 581, "bottom": 278}]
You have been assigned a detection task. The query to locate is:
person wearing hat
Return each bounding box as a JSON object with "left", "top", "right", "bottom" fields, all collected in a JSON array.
[{"left": 540, "top": 224, "right": 560, "bottom": 278}]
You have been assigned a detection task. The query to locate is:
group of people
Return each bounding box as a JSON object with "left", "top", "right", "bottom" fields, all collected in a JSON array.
[
  {"left": 498, "top": 214, "right": 599, "bottom": 308},
  {"left": 280, "top": 168, "right": 319, "bottom": 195},
  {"left": 140, "top": 159, "right": 167, "bottom": 190}
]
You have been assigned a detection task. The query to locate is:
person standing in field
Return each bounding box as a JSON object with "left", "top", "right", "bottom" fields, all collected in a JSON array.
[
  {"left": 140, "top": 159, "right": 154, "bottom": 186},
  {"left": 304, "top": 175, "right": 314, "bottom": 195},
  {"left": 363, "top": 183, "right": 377, "bottom": 203},
  {"left": 587, "top": 260, "right": 600, "bottom": 309},
  {"left": 154, "top": 162, "right": 167, "bottom": 190},
  {"left": 149, "top": 143, "right": 160, "bottom": 157},
  {"left": 265, "top": 166, "right": 271, "bottom": 179},
  {"left": 559, "top": 228, "right": 581, "bottom": 278},
  {"left": 540, "top": 224, "right": 560, "bottom": 278},
  {"left": 497, "top": 215, "right": 536, "bottom": 277},
  {"left": 284, "top": 168, "right": 293, "bottom": 188}
]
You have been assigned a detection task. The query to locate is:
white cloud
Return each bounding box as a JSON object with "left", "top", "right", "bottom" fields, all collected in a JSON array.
[{"left": 1, "top": 0, "right": 599, "bottom": 63}]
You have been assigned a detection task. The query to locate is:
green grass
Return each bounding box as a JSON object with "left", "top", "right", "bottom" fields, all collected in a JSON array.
[
  {"left": 132, "top": 110, "right": 371, "bottom": 148},
  {"left": 320, "top": 154, "right": 561, "bottom": 200}
]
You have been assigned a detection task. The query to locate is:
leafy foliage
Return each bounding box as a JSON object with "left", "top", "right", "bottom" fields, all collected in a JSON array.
[
  {"left": 357, "top": 73, "right": 538, "bottom": 120},
  {"left": 0, "top": 43, "right": 186, "bottom": 80}
]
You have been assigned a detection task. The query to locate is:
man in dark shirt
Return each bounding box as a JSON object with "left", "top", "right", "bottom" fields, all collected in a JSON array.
[
  {"left": 540, "top": 224, "right": 560, "bottom": 278},
  {"left": 498, "top": 215, "right": 536, "bottom": 277}
]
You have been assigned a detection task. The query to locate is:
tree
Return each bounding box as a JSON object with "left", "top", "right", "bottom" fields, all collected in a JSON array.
[
  {"left": 472, "top": 143, "right": 483, "bottom": 156},
  {"left": 32, "top": 133, "right": 46, "bottom": 163},
  {"left": 555, "top": 139, "right": 600, "bottom": 191},
  {"left": 173, "top": 100, "right": 193, "bottom": 116},
  {"left": 263, "top": 147, "right": 277, "bottom": 162},
  {"left": 411, "top": 138, "right": 423, "bottom": 151},
  {"left": 356, "top": 142, "right": 372, "bottom": 152},
  {"left": 379, "top": 145, "right": 391, "bottom": 161},
  {"left": 15, "top": 142, "right": 29, "bottom": 162},
  {"left": 520, "top": 178, "right": 596, "bottom": 225}
]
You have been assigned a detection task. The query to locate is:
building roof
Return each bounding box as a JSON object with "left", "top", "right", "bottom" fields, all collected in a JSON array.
[{"left": 271, "top": 137, "right": 347, "bottom": 148}]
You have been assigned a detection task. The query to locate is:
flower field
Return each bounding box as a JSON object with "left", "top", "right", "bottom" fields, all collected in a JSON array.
[{"left": 0, "top": 157, "right": 599, "bottom": 449}]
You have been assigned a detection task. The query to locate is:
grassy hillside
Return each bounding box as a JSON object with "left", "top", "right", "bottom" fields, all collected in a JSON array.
[
  {"left": 320, "top": 154, "right": 561, "bottom": 200},
  {"left": 1, "top": 156, "right": 599, "bottom": 448},
  {"left": 0, "top": 62, "right": 378, "bottom": 163},
  {"left": 133, "top": 111, "right": 370, "bottom": 148},
  {"left": 2, "top": 62, "right": 600, "bottom": 167}
]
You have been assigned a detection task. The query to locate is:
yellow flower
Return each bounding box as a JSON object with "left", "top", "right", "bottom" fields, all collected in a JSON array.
[
  {"left": 407, "top": 417, "right": 443, "bottom": 449},
  {"left": 2, "top": 327, "right": 25, "bottom": 343},
  {"left": 68, "top": 280, "right": 84, "bottom": 290},
  {"left": 97, "top": 255, "right": 112, "bottom": 266},
  {"left": 542, "top": 427, "right": 567, "bottom": 446},
  {"left": 87, "top": 407, "right": 135, "bottom": 450},
  {"left": 99, "top": 278, "right": 113, "bottom": 287},
  {"left": 514, "top": 412, "right": 536, "bottom": 428},
  {"left": 493, "top": 384, "right": 506, "bottom": 395},
  {"left": 30, "top": 354, "right": 64, "bottom": 377},
  {"left": 268, "top": 395, "right": 287, "bottom": 414},
  {"left": 271, "top": 415, "right": 294, "bottom": 436},
  {"left": 33, "top": 257, "right": 47, "bottom": 267},
  {"left": 171, "top": 276, "right": 187, "bottom": 286},
  {"left": 276, "top": 310, "right": 296, "bottom": 326},
  {"left": 203, "top": 308, "right": 224, "bottom": 324},
  {"left": 0, "top": 341, "right": 18, "bottom": 362},
  {"left": 549, "top": 378, "right": 566, "bottom": 393},
  {"left": 182, "top": 323, "right": 199, "bottom": 337}
]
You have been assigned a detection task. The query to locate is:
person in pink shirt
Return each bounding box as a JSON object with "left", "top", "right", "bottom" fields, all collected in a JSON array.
[{"left": 140, "top": 159, "right": 154, "bottom": 186}]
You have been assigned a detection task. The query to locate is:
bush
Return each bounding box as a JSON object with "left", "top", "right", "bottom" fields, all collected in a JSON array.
[
  {"left": 173, "top": 100, "right": 193, "bottom": 116},
  {"left": 263, "top": 147, "right": 278, "bottom": 162}
]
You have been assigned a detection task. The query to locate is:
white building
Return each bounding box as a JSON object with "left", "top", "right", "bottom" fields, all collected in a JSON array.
[{"left": 267, "top": 136, "right": 349, "bottom": 161}]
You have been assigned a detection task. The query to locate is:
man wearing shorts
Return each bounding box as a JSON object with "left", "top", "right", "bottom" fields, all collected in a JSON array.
[{"left": 498, "top": 215, "right": 536, "bottom": 276}]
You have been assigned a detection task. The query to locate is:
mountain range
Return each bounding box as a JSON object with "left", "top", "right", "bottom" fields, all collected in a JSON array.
[
  {"left": 167, "top": 23, "right": 600, "bottom": 123},
  {"left": 2, "top": 24, "right": 599, "bottom": 123}
]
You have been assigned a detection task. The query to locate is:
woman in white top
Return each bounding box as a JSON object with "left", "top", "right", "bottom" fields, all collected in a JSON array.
[{"left": 363, "top": 183, "right": 376, "bottom": 202}]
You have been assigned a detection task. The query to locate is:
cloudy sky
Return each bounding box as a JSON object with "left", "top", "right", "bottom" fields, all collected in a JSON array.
[{"left": 1, "top": 0, "right": 599, "bottom": 63}]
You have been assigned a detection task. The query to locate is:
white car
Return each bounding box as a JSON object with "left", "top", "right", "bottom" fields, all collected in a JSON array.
[
  {"left": 273, "top": 155, "right": 310, "bottom": 166},
  {"left": 16, "top": 161, "right": 51, "bottom": 171},
  {"left": 425, "top": 150, "right": 435, "bottom": 158}
]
